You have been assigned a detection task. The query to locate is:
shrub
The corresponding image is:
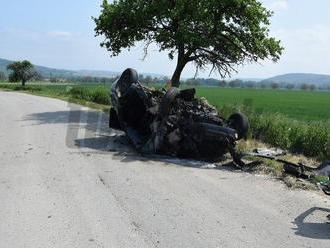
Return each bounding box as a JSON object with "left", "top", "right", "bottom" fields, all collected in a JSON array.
[
  {"left": 68, "top": 86, "right": 109, "bottom": 105},
  {"left": 68, "top": 86, "right": 92, "bottom": 101},
  {"left": 90, "top": 87, "right": 109, "bottom": 105},
  {"left": 13, "top": 85, "right": 42, "bottom": 92},
  {"left": 301, "top": 123, "right": 329, "bottom": 158},
  {"left": 219, "top": 104, "right": 330, "bottom": 160}
]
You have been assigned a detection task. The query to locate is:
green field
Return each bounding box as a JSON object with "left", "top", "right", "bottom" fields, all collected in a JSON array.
[
  {"left": 1, "top": 82, "right": 330, "bottom": 121},
  {"left": 1, "top": 82, "right": 329, "bottom": 159},
  {"left": 195, "top": 88, "right": 330, "bottom": 121}
]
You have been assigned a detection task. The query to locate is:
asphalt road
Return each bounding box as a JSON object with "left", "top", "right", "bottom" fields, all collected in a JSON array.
[{"left": 0, "top": 91, "right": 329, "bottom": 248}]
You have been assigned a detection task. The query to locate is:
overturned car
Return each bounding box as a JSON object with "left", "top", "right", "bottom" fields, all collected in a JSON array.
[{"left": 109, "top": 69, "right": 249, "bottom": 165}]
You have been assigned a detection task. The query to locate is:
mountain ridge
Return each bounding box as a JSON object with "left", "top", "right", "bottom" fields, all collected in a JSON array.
[
  {"left": 0, "top": 58, "right": 164, "bottom": 79},
  {"left": 262, "top": 73, "right": 330, "bottom": 85},
  {"left": 1, "top": 58, "right": 330, "bottom": 85}
]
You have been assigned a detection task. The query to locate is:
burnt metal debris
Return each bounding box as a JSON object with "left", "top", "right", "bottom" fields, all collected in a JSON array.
[
  {"left": 109, "top": 68, "right": 249, "bottom": 165},
  {"left": 109, "top": 69, "right": 330, "bottom": 195},
  {"left": 242, "top": 149, "right": 330, "bottom": 195}
]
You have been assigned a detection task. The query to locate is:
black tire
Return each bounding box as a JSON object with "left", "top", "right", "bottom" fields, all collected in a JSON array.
[
  {"left": 109, "top": 107, "right": 121, "bottom": 130},
  {"left": 193, "top": 122, "right": 237, "bottom": 141},
  {"left": 227, "top": 113, "right": 249, "bottom": 140},
  {"left": 317, "top": 160, "right": 330, "bottom": 177},
  {"left": 159, "top": 87, "right": 180, "bottom": 117},
  {"left": 188, "top": 122, "right": 238, "bottom": 161},
  {"left": 117, "top": 68, "right": 139, "bottom": 96}
]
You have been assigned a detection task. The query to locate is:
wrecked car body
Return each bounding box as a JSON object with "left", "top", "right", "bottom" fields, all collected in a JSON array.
[
  {"left": 109, "top": 68, "right": 249, "bottom": 164},
  {"left": 108, "top": 68, "right": 330, "bottom": 196}
]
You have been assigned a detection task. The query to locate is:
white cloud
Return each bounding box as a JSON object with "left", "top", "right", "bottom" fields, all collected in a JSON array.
[
  {"left": 235, "top": 25, "right": 330, "bottom": 78},
  {"left": 269, "top": 0, "right": 289, "bottom": 12},
  {"left": 47, "top": 31, "right": 72, "bottom": 38}
]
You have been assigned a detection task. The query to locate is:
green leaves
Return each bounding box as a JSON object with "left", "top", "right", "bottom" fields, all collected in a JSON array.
[
  {"left": 94, "top": 0, "right": 283, "bottom": 85},
  {"left": 7, "top": 60, "right": 35, "bottom": 86}
]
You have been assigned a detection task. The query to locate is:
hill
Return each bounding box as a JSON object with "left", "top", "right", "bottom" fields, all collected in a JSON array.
[
  {"left": 0, "top": 58, "right": 166, "bottom": 79},
  {"left": 263, "top": 73, "right": 330, "bottom": 85},
  {"left": 2, "top": 58, "right": 330, "bottom": 85},
  {"left": 0, "top": 58, "right": 119, "bottom": 78},
  {"left": 0, "top": 58, "right": 76, "bottom": 78}
]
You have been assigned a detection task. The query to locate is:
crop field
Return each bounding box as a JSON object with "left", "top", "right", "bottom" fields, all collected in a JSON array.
[
  {"left": 1, "top": 82, "right": 330, "bottom": 121},
  {"left": 1, "top": 82, "right": 329, "bottom": 159},
  {"left": 195, "top": 87, "right": 330, "bottom": 121}
]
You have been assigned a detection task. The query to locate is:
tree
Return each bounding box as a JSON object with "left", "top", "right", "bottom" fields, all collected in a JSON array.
[
  {"left": 7, "top": 60, "right": 35, "bottom": 86},
  {"left": 309, "top": 84, "right": 316, "bottom": 91},
  {"left": 270, "top": 82, "right": 279, "bottom": 90},
  {"left": 0, "top": 71, "right": 6, "bottom": 81},
  {"left": 228, "top": 79, "right": 242, "bottom": 88},
  {"left": 245, "top": 81, "right": 256, "bottom": 88},
  {"left": 301, "top": 83, "right": 309, "bottom": 91},
  {"left": 161, "top": 76, "right": 170, "bottom": 85},
  {"left": 286, "top": 83, "right": 295, "bottom": 90},
  {"left": 219, "top": 80, "right": 227, "bottom": 87},
  {"left": 94, "top": 0, "right": 283, "bottom": 87},
  {"left": 144, "top": 75, "right": 153, "bottom": 85},
  {"left": 185, "top": 78, "right": 200, "bottom": 86}
]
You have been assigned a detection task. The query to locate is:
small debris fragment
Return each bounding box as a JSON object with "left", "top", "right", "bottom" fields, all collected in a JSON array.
[{"left": 98, "top": 175, "right": 106, "bottom": 185}]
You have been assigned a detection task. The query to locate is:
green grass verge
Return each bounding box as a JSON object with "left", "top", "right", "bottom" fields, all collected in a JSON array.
[
  {"left": 0, "top": 83, "right": 110, "bottom": 112},
  {"left": 219, "top": 104, "right": 330, "bottom": 161}
]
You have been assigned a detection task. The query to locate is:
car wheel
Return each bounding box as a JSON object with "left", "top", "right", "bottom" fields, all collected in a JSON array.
[
  {"left": 117, "top": 68, "right": 139, "bottom": 96},
  {"left": 228, "top": 113, "right": 249, "bottom": 140},
  {"left": 193, "top": 122, "right": 237, "bottom": 141},
  {"left": 188, "top": 122, "right": 238, "bottom": 162},
  {"left": 109, "top": 107, "right": 121, "bottom": 130}
]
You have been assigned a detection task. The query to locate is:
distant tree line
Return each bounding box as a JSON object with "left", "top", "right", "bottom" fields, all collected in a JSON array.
[
  {"left": 2, "top": 67, "right": 330, "bottom": 91},
  {"left": 139, "top": 74, "right": 170, "bottom": 86},
  {"left": 0, "top": 69, "right": 117, "bottom": 85},
  {"left": 110, "top": 73, "right": 330, "bottom": 91},
  {"left": 47, "top": 75, "right": 117, "bottom": 84},
  {"left": 180, "top": 78, "right": 330, "bottom": 91}
]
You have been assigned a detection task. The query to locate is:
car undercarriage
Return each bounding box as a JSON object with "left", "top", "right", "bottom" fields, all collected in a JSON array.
[{"left": 109, "top": 68, "right": 249, "bottom": 165}]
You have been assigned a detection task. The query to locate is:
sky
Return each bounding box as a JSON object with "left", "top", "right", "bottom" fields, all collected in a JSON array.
[{"left": 1, "top": 0, "right": 330, "bottom": 79}]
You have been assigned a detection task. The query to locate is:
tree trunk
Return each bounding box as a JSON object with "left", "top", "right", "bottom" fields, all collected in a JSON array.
[
  {"left": 22, "top": 80, "right": 26, "bottom": 87},
  {"left": 171, "top": 58, "right": 187, "bottom": 87},
  {"left": 171, "top": 43, "right": 191, "bottom": 88}
]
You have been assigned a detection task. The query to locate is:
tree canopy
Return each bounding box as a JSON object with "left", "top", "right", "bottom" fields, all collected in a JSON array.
[
  {"left": 7, "top": 60, "right": 35, "bottom": 86},
  {"left": 94, "top": 0, "right": 283, "bottom": 87}
]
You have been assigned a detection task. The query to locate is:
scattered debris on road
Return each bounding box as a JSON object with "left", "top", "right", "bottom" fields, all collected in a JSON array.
[{"left": 242, "top": 149, "right": 330, "bottom": 195}]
